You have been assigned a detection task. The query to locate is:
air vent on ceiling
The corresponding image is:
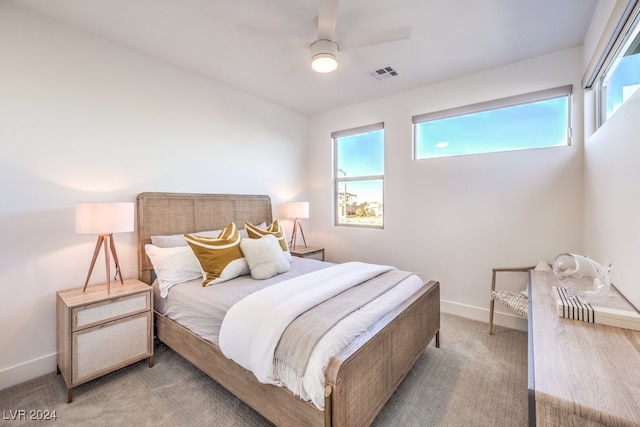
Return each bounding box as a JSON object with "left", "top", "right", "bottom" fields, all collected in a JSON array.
[{"left": 368, "top": 66, "right": 398, "bottom": 81}]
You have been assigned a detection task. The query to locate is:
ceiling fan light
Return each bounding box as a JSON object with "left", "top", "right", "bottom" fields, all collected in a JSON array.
[{"left": 311, "top": 53, "right": 338, "bottom": 73}]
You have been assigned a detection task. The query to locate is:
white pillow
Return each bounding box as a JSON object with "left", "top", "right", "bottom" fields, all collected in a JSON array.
[
  {"left": 240, "top": 235, "right": 290, "bottom": 280},
  {"left": 145, "top": 244, "right": 202, "bottom": 297},
  {"left": 244, "top": 220, "right": 292, "bottom": 262},
  {"left": 151, "top": 230, "right": 220, "bottom": 248}
]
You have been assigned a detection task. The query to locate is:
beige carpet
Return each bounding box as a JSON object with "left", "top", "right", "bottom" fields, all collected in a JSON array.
[{"left": 0, "top": 313, "right": 527, "bottom": 426}]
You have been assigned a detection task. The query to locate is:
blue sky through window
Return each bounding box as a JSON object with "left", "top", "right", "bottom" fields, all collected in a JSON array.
[
  {"left": 336, "top": 129, "right": 384, "bottom": 177},
  {"left": 601, "top": 12, "right": 640, "bottom": 124},
  {"left": 415, "top": 96, "right": 569, "bottom": 159},
  {"left": 335, "top": 128, "right": 384, "bottom": 225},
  {"left": 604, "top": 50, "right": 640, "bottom": 119}
]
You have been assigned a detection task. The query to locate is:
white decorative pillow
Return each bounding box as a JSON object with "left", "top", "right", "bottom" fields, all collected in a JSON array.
[
  {"left": 245, "top": 220, "right": 292, "bottom": 261},
  {"left": 151, "top": 230, "right": 220, "bottom": 248},
  {"left": 145, "top": 244, "right": 202, "bottom": 298},
  {"left": 185, "top": 223, "right": 249, "bottom": 286},
  {"left": 240, "top": 235, "right": 290, "bottom": 280}
]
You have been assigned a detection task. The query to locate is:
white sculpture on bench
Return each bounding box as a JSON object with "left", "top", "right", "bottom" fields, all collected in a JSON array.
[{"left": 552, "top": 253, "right": 612, "bottom": 297}]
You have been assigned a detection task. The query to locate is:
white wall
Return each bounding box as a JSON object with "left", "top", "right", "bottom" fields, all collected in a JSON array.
[
  {"left": 583, "top": 92, "right": 640, "bottom": 310},
  {"left": 0, "top": 3, "right": 308, "bottom": 389},
  {"left": 582, "top": 1, "right": 640, "bottom": 310},
  {"left": 308, "top": 48, "right": 585, "bottom": 329}
]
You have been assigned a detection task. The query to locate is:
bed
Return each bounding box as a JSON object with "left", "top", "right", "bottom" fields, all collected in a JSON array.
[{"left": 136, "top": 192, "right": 440, "bottom": 427}]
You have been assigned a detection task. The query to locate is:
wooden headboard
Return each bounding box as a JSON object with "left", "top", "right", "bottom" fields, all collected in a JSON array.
[{"left": 136, "top": 192, "right": 273, "bottom": 284}]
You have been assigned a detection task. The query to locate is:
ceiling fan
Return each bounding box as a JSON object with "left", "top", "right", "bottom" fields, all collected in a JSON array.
[{"left": 237, "top": 0, "right": 411, "bottom": 73}]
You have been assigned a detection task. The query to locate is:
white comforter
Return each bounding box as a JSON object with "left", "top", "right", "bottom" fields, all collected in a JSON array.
[{"left": 219, "top": 261, "right": 425, "bottom": 409}]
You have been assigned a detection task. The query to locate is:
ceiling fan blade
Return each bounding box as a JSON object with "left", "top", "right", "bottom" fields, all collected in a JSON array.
[
  {"left": 237, "top": 23, "right": 309, "bottom": 49},
  {"left": 338, "top": 26, "right": 412, "bottom": 51},
  {"left": 282, "top": 54, "right": 312, "bottom": 78},
  {"left": 317, "top": 0, "right": 340, "bottom": 40}
]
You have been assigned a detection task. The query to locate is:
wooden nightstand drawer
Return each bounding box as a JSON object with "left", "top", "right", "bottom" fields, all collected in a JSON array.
[
  {"left": 290, "top": 246, "right": 325, "bottom": 261},
  {"left": 72, "top": 292, "right": 150, "bottom": 331},
  {"left": 57, "top": 279, "right": 153, "bottom": 402},
  {"left": 73, "top": 311, "right": 151, "bottom": 383}
]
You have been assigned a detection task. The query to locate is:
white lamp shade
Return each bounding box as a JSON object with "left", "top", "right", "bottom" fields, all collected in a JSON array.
[
  {"left": 75, "top": 202, "right": 134, "bottom": 234},
  {"left": 284, "top": 201, "right": 309, "bottom": 219}
]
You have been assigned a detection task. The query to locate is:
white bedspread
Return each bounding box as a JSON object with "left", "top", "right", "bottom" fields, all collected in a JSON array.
[{"left": 219, "top": 262, "right": 393, "bottom": 384}]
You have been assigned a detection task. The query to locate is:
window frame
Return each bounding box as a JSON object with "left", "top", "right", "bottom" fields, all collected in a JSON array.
[
  {"left": 583, "top": 0, "right": 640, "bottom": 128},
  {"left": 597, "top": 8, "right": 640, "bottom": 125},
  {"left": 332, "top": 122, "right": 385, "bottom": 229},
  {"left": 412, "top": 85, "right": 573, "bottom": 159}
]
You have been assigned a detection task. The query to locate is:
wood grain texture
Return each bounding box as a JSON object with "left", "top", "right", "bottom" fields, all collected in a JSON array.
[
  {"left": 136, "top": 192, "right": 273, "bottom": 284},
  {"left": 56, "top": 279, "right": 153, "bottom": 402},
  {"left": 58, "top": 279, "right": 151, "bottom": 309},
  {"left": 155, "top": 312, "right": 324, "bottom": 426},
  {"left": 326, "top": 281, "right": 440, "bottom": 427},
  {"left": 155, "top": 281, "right": 439, "bottom": 427},
  {"left": 138, "top": 192, "right": 441, "bottom": 426},
  {"left": 530, "top": 270, "right": 640, "bottom": 426},
  {"left": 291, "top": 246, "right": 325, "bottom": 261}
]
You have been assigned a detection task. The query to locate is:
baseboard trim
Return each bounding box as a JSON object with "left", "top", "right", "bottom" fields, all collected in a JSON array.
[
  {"left": 441, "top": 299, "right": 527, "bottom": 332},
  {"left": 0, "top": 353, "right": 57, "bottom": 391}
]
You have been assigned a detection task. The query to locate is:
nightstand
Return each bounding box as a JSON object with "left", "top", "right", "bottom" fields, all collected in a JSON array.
[
  {"left": 56, "top": 279, "right": 153, "bottom": 403},
  {"left": 290, "top": 246, "right": 325, "bottom": 261}
]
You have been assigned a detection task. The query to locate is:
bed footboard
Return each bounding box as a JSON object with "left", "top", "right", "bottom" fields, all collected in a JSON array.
[
  {"left": 325, "top": 280, "right": 440, "bottom": 427},
  {"left": 155, "top": 312, "right": 324, "bottom": 426},
  {"left": 155, "top": 280, "right": 440, "bottom": 427}
]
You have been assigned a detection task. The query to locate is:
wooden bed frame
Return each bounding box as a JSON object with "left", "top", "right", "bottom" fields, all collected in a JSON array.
[{"left": 136, "top": 192, "right": 440, "bottom": 426}]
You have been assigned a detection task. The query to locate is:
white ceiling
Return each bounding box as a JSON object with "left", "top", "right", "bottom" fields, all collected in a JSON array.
[{"left": 11, "top": 0, "right": 598, "bottom": 116}]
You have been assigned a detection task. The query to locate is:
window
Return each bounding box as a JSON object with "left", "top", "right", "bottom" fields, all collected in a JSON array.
[
  {"left": 333, "top": 123, "right": 384, "bottom": 228},
  {"left": 598, "top": 9, "right": 640, "bottom": 124},
  {"left": 412, "top": 85, "right": 572, "bottom": 159}
]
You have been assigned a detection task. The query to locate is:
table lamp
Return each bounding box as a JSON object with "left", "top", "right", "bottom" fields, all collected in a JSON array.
[
  {"left": 284, "top": 201, "right": 309, "bottom": 249},
  {"left": 76, "top": 202, "right": 134, "bottom": 293}
]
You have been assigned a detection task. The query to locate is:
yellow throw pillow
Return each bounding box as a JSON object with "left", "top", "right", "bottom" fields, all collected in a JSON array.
[
  {"left": 185, "top": 223, "right": 249, "bottom": 286},
  {"left": 244, "top": 220, "right": 292, "bottom": 261}
]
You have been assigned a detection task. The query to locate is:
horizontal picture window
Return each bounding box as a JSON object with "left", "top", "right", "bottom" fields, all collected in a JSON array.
[{"left": 413, "top": 85, "right": 572, "bottom": 159}]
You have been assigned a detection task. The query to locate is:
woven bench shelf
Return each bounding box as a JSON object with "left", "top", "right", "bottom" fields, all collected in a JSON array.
[
  {"left": 491, "top": 290, "right": 528, "bottom": 318},
  {"left": 488, "top": 266, "right": 535, "bottom": 335}
]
